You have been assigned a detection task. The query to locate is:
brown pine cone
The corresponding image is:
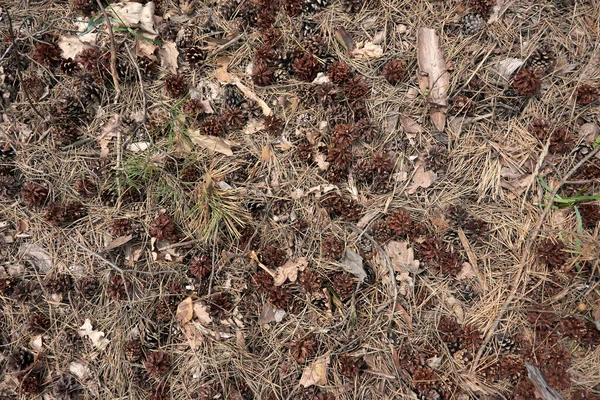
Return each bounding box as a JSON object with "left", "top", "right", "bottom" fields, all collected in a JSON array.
[
  {"left": 314, "top": 83, "right": 339, "bottom": 105},
  {"left": 342, "top": 0, "right": 362, "bottom": 13},
  {"left": 331, "top": 272, "right": 354, "bottom": 299},
  {"left": 74, "top": 178, "right": 96, "bottom": 197},
  {"left": 326, "top": 145, "right": 352, "bottom": 171},
  {"left": 418, "top": 237, "right": 445, "bottom": 265},
  {"left": 20, "top": 369, "right": 44, "bottom": 396},
  {"left": 45, "top": 274, "right": 71, "bottom": 294},
  {"left": 180, "top": 164, "right": 201, "bottom": 183},
  {"left": 425, "top": 145, "right": 449, "bottom": 173},
  {"left": 527, "top": 43, "right": 555, "bottom": 73},
  {"left": 264, "top": 115, "right": 283, "bottom": 134},
  {"left": 255, "top": 44, "right": 276, "bottom": 63},
  {"left": 371, "top": 151, "right": 393, "bottom": 175},
  {"left": 269, "top": 286, "right": 292, "bottom": 309},
  {"left": 106, "top": 274, "right": 131, "bottom": 300},
  {"left": 60, "top": 58, "right": 78, "bottom": 75},
  {"left": 351, "top": 118, "right": 377, "bottom": 142},
  {"left": 252, "top": 60, "right": 274, "bottom": 86},
  {"left": 77, "top": 48, "right": 101, "bottom": 73},
  {"left": 468, "top": 0, "right": 495, "bottom": 14},
  {"left": 289, "top": 334, "right": 318, "bottom": 363},
  {"left": 208, "top": 292, "right": 234, "bottom": 320},
  {"left": 189, "top": 253, "right": 212, "bottom": 279},
  {"left": 321, "top": 236, "right": 344, "bottom": 260},
  {"left": 52, "top": 374, "right": 81, "bottom": 399},
  {"left": 343, "top": 76, "right": 370, "bottom": 100},
  {"left": 45, "top": 203, "right": 68, "bottom": 225},
  {"left": 382, "top": 59, "right": 406, "bottom": 85},
  {"left": 578, "top": 203, "right": 600, "bottom": 229},
  {"left": 387, "top": 209, "right": 413, "bottom": 238},
  {"left": 328, "top": 61, "right": 353, "bottom": 84},
  {"left": 528, "top": 118, "right": 549, "bottom": 140},
  {"left": 110, "top": 218, "right": 131, "bottom": 236},
  {"left": 369, "top": 219, "right": 393, "bottom": 244},
  {"left": 338, "top": 354, "right": 364, "bottom": 377},
  {"left": 78, "top": 277, "right": 100, "bottom": 299},
  {"left": 196, "top": 113, "right": 223, "bottom": 137},
  {"left": 537, "top": 238, "right": 568, "bottom": 269},
  {"left": 299, "top": 269, "right": 322, "bottom": 293},
  {"left": 21, "top": 182, "right": 48, "bottom": 206},
  {"left": 28, "top": 313, "right": 50, "bottom": 334},
  {"left": 252, "top": 270, "right": 273, "bottom": 293},
  {"left": 452, "top": 95, "right": 474, "bottom": 114},
  {"left": 321, "top": 193, "right": 362, "bottom": 221},
  {"left": 6, "top": 349, "right": 34, "bottom": 373},
  {"left": 576, "top": 84, "right": 598, "bottom": 105},
  {"left": 261, "top": 245, "right": 286, "bottom": 268},
  {"left": 183, "top": 99, "right": 205, "bottom": 117},
  {"left": 303, "top": 35, "right": 326, "bottom": 57},
  {"left": 221, "top": 107, "right": 246, "bottom": 129},
  {"left": 186, "top": 46, "right": 205, "bottom": 66},
  {"left": 33, "top": 42, "right": 61, "bottom": 67},
  {"left": 164, "top": 75, "right": 188, "bottom": 97},
  {"left": 283, "top": 0, "right": 303, "bottom": 15},
  {"left": 145, "top": 350, "right": 171, "bottom": 379},
  {"left": 294, "top": 54, "right": 320, "bottom": 82},
  {"left": 262, "top": 27, "right": 282, "bottom": 46},
  {"left": 549, "top": 127, "right": 574, "bottom": 154},
  {"left": 331, "top": 123, "right": 355, "bottom": 148},
  {"left": 149, "top": 213, "right": 178, "bottom": 241},
  {"left": 295, "top": 140, "right": 314, "bottom": 162},
  {"left": 124, "top": 338, "right": 143, "bottom": 361},
  {"left": 71, "top": 0, "right": 98, "bottom": 15},
  {"left": 512, "top": 68, "right": 541, "bottom": 96}
]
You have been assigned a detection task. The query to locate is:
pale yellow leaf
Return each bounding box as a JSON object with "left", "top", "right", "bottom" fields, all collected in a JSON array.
[
  {"left": 182, "top": 322, "right": 204, "bottom": 350},
  {"left": 351, "top": 41, "right": 383, "bottom": 59},
  {"left": 456, "top": 262, "right": 476, "bottom": 280},
  {"left": 261, "top": 145, "right": 272, "bottom": 162},
  {"left": 300, "top": 356, "right": 329, "bottom": 387},
  {"left": 78, "top": 318, "right": 110, "bottom": 350},
  {"left": 176, "top": 297, "right": 194, "bottom": 324},
  {"left": 215, "top": 56, "right": 233, "bottom": 83}
]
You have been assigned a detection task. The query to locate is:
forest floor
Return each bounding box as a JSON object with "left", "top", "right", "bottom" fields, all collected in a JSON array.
[{"left": 1, "top": 0, "right": 600, "bottom": 399}]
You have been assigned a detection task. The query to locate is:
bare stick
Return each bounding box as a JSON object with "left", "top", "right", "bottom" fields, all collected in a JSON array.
[
  {"left": 471, "top": 145, "right": 600, "bottom": 370},
  {"left": 96, "top": 0, "right": 121, "bottom": 103}
]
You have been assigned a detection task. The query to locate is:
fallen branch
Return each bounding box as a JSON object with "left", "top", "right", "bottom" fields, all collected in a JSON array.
[{"left": 96, "top": 0, "right": 121, "bottom": 103}]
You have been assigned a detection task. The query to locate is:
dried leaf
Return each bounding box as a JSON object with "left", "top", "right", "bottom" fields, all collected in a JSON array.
[
  {"left": 215, "top": 56, "right": 233, "bottom": 83},
  {"left": 273, "top": 257, "right": 308, "bottom": 286},
  {"left": 188, "top": 130, "right": 237, "bottom": 156},
  {"left": 491, "top": 58, "right": 524, "bottom": 82},
  {"left": 134, "top": 36, "right": 158, "bottom": 60},
  {"left": 340, "top": 249, "right": 367, "bottom": 282},
  {"left": 312, "top": 73, "right": 331, "bottom": 85},
  {"left": 276, "top": 136, "right": 292, "bottom": 151},
  {"left": 176, "top": 297, "right": 194, "bottom": 324},
  {"left": 396, "top": 271, "right": 414, "bottom": 297},
  {"left": 335, "top": 27, "right": 355, "bottom": 51},
  {"left": 385, "top": 241, "right": 420, "bottom": 273},
  {"left": 30, "top": 335, "right": 43, "bottom": 352},
  {"left": 109, "top": 2, "right": 157, "bottom": 34},
  {"left": 407, "top": 163, "right": 435, "bottom": 194},
  {"left": 456, "top": 262, "right": 476, "bottom": 280},
  {"left": 20, "top": 243, "right": 53, "bottom": 274},
  {"left": 78, "top": 318, "right": 110, "bottom": 350},
  {"left": 258, "top": 304, "right": 285, "bottom": 324},
  {"left": 351, "top": 41, "right": 383, "bottom": 59},
  {"left": 158, "top": 41, "right": 179, "bottom": 74},
  {"left": 98, "top": 114, "right": 121, "bottom": 158},
  {"left": 261, "top": 145, "right": 272, "bottom": 162},
  {"left": 58, "top": 35, "right": 93, "bottom": 59},
  {"left": 127, "top": 142, "right": 151, "bottom": 152},
  {"left": 193, "top": 302, "right": 213, "bottom": 324},
  {"left": 69, "top": 362, "right": 90, "bottom": 380},
  {"left": 300, "top": 356, "right": 330, "bottom": 387},
  {"left": 579, "top": 123, "right": 599, "bottom": 144},
  {"left": 244, "top": 119, "right": 265, "bottom": 135},
  {"left": 417, "top": 28, "right": 449, "bottom": 131},
  {"left": 400, "top": 116, "right": 422, "bottom": 145},
  {"left": 104, "top": 235, "right": 133, "bottom": 252},
  {"left": 314, "top": 153, "right": 330, "bottom": 170},
  {"left": 182, "top": 322, "right": 204, "bottom": 350}
]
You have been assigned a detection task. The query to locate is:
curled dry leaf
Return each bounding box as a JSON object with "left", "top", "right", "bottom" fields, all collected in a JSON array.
[
  {"left": 158, "top": 41, "right": 179, "bottom": 74},
  {"left": 135, "top": 36, "right": 158, "bottom": 60},
  {"left": 258, "top": 304, "right": 286, "bottom": 324},
  {"left": 176, "top": 297, "right": 194, "bottom": 324},
  {"left": 340, "top": 249, "right": 367, "bottom": 282},
  {"left": 182, "top": 322, "right": 204, "bottom": 350},
  {"left": 456, "top": 262, "right": 476, "bottom": 280},
  {"left": 314, "top": 153, "right": 330, "bottom": 170},
  {"left": 300, "top": 356, "right": 330, "bottom": 387},
  {"left": 78, "top": 318, "right": 110, "bottom": 350},
  {"left": 69, "top": 361, "right": 90, "bottom": 380},
  {"left": 193, "top": 302, "right": 213, "bottom": 324},
  {"left": 407, "top": 163, "right": 435, "bottom": 194},
  {"left": 104, "top": 235, "right": 133, "bottom": 251},
  {"left": 188, "top": 130, "right": 237, "bottom": 156},
  {"left": 491, "top": 58, "right": 524, "bottom": 82},
  {"left": 351, "top": 41, "right": 383, "bottom": 59},
  {"left": 273, "top": 257, "right": 308, "bottom": 286},
  {"left": 58, "top": 35, "right": 93, "bottom": 59},
  {"left": 385, "top": 241, "right": 420, "bottom": 273},
  {"left": 417, "top": 28, "right": 449, "bottom": 131},
  {"left": 20, "top": 243, "right": 53, "bottom": 274},
  {"left": 98, "top": 114, "right": 122, "bottom": 158},
  {"left": 109, "top": 2, "right": 157, "bottom": 34}
]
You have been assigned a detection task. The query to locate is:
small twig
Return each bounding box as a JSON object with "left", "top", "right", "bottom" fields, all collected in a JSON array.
[
  {"left": 209, "top": 33, "right": 245, "bottom": 57},
  {"left": 471, "top": 145, "right": 600, "bottom": 371},
  {"left": 95, "top": 0, "right": 121, "bottom": 103}
]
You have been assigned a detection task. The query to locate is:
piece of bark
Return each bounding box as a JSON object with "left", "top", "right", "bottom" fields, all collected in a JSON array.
[{"left": 417, "top": 28, "right": 449, "bottom": 132}]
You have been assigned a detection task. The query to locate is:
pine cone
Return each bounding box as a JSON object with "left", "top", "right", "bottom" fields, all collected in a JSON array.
[
  {"left": 0, "top": 169, "right": 21, "bottom": 198},
  {"left": 264, "top": 115, "right": 283, "bottom": 134},
  {"left": 186, "top": 46, "right": 205, "bottom": 66},
  {"left": 382, "top": 59, "right": 406, "bottom": 85},
  {"left": 189, "top": 253, "right": 212, "bottom": 279},
  {"left": 106, "top": 274, "right": 130, "bottom": 300},
  {"left": 425, "top": 145, "right": 449, "bottom": 173},
  {"left": 21, "top": 182, "right": 48, "bottom": 206},
  {"left": 289, "top": 334, "right": 317, "bottom": 363},
  {"left": 295, "top": 140, "right": 314, "bottom": 162},
  {"left": 74, "top": 178, "right": 96, "bottom": 197},
  {"left": 20, "top": 370, "right": 44, "bottom": 396},
  {"left": 303, "top": 35, "right": 326, "bottom": 57},
  {"left": 78, "top": 277, "right": 100, "bottom": 299},
  {"left": 269, "top": 286, "right": 292, "bottom": 309},
  {"left": 261, "top": 245, "right": 286, "bottom": 268},
  {"left": 527, "top": 43, "right": 555, "bottom": 73},
  {"left": 28, "top": 313, "right": 50, "bottom": 334},
  {"left": 462, "top": 13, "right": 486, "bottom": 34},
  {"left": 255, "top": 44, "right": 276, "bottom": 63},
  {"left": 77, "top": 48, "right": 101, "bottom": 73},
  {"left": 351, "top": 118, "right": 377, "bottom": 142},
  {"left": 338, "top": 354, "right": 364, "bottom": 377},
  {"left": 150, "top": 213, "right": 178, "bottom": 241},
  {"left": 369, "top": 219, "right": 393, "bottom": 244},
  {"left": 200, "top": 116, "right": 226, "bottom": 137},
  {"left": 110, "top": 218, "right": 131, "bottom": 236},
  {"left": 341, "top": 0, "right": 362, "bottom": 13},
  {"left": 164, "top": 75, "right": 188, "bottom": 97},
  {"left": 549, "top": 127, "right": 574, "bottom": 154},
  {"left": 512, "top": 68, "right": 541, "bottom": 96},
  {"left": 52, "top": 374, "right": 81, "bottom": 400},
  {"left": 299, "top": 269, "right": 321, "bottom": 293},
  {"left": 528, "top": 118, "right": 549, "bottom": 140},
  {"left": 252, "top": 60, "right": 274, "bottom": 86},
  {"left": 331, "top": 272, "right": 354, "bottom": 299},
  {"left": 183, "top": 99, "right": 205, "bottom": 118},
  {"left": 145, "top": 351, "right": 171, "bottom": 379},
  {"left": 6, "top": 349, "right": 34, "bottom": 373},
  {"left": 60, "top": 58, "right": 78, "bottom": 75},
  {"left": 208, "top": 292, "right": 234, "bottom": 320},
  {"left": 387, "top": 209, "right": 413, "bottom": 238},
  {"left": 314, "top": 83, "right": 339, "bottom": 105},
  {"left": 343, "top": 76, "right": 370, "bottom": 100},
  {"left": 537, "top": 238, "right": 568, "bottom": 269},
  {"left": 371, "top": 151, "right": 393, "bottom": 175},
  {"left": 71, "top": 0, "right": 97, "bottom": 15},
  {"left": 219, "top": 108, "right": 245, "bottom": 130},
  {"left": 304, "top": 0, "right": 328, "bottom": 13},
  {"left": 328, "top": 60, "right": 353, "bottom": 84},
  {"left": 576, "top": 84, "right": 598, "bottom": 105},
  {"left": 321, "top": 193, "right": 362, "bottom": 221},
  {"left": 468, "top": 0, "right": 495, "bottom": 14},
  {"left": 241, "top": 101, "right": 263, "bottom": 120},
  {"left": 326, "top": 145, "right": 352, "bottom": 171},
  {"left": 294, "top": 54, "right": 320, "bottom": 82},
  {"left": 262, "top": 27, "right": 282, "bottom": 46},
  {"left": 45, "top": 274, "right": 71, "bottom": 294},
  {"left": 452, "top": 95, "right": 474, "bottom": 114},
  {"left": 331, "top": 123, "right": 355, "bottom": 148},
  {"left": 137, "top": 56, "right": 159, "bottom": 77},
  {"left": 252, "top": 270, "right": 274, "bottom": 293},
  {"left": 321, "top": 236, "right": 344, "bottom": 260},
  {"left": 578, "top": 203, "right": 600, "bottom": 229},
  {"left": 33, "top": 42, "right": 61, "bottom": 67},
  {"left": 283, "top": 0, "right": 303, "bottom": 15}
]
